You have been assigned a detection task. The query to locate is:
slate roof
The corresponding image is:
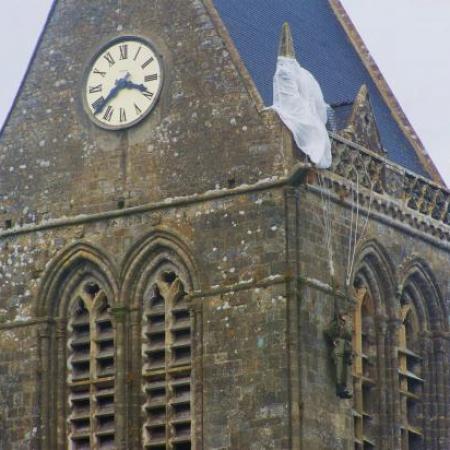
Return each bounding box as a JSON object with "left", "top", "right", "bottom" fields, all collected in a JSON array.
[{"left": 212, "top": 0, "right": 432, "bottom": 179}]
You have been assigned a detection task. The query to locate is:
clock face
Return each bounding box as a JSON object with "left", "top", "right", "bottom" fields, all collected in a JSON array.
[{"left": 84, "top": 37, "right": 163, "bottom": 130}]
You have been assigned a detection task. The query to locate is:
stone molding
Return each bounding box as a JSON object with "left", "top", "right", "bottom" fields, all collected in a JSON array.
[
  {"left": 1, "top": 136, "right": 450, "bottom": 249},
  {"left": 316, "top": 134, "right": 450, "bottom": 243}
]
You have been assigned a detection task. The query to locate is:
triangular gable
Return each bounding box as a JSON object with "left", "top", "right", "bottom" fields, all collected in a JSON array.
[{"left": 341, "top": 84, "right": 384, "bottom": 154}]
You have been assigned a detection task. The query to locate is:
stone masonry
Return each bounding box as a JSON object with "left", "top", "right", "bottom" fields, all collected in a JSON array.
[{"left": 0, "top": 1, "right": 449, "bottom": 450}]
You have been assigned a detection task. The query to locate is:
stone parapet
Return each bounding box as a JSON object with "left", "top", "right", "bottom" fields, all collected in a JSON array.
[{"left": 314, "top": 133, "right": 450, "bottom": 241}]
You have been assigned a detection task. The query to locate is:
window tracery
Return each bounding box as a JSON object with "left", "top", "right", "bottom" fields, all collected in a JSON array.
[
  {"left": 141, "top": 270, "right": 192, "bottom": 450},
  {"left": 67, "top": 280, "right": 116, "bottom": 450},
  {"left": 352, "top": 278, "right": 377, "bottom": 449},
  {"left": 39, "top": 240, "right": 197, "bottom": 449},
  {"left": 398, "top": 289, "right": 423, "bottom": 450}
]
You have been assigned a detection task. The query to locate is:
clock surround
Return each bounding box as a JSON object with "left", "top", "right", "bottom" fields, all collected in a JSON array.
[{"left": 83, "top": 35, "right": 164, "bottom": 130}]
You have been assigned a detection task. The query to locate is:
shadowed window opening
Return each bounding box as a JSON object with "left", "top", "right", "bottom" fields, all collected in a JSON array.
[
  {"left": 84, "top": 281, "right": 100, "bottom": 297},
  {"left": 398, "top": 289, "right": 424, "bottom": 450},
  {"left": 163, "top": 271, "right": 177, "bottom": 284},
  {"left": 142, "top": 271, "right": 192, "bottom": 449},
  {"left": 352, "top": 276, "right": 377, "bottom": 449},
  {"left": 67, "top": 281, "right": 115, "bottom": 449}
]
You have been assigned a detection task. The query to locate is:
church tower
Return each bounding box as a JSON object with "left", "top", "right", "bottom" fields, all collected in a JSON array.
[{"left": 0, "top": 1, "right": 449, "bottom": 449}]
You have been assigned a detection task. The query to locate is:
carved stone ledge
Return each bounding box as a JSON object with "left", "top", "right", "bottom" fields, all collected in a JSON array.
[
  {"left": 320, "top": 134, "right": 450, "bottom": 237},
  {"left": 331, "top": 141, "right": 384, "bottom": 193}
]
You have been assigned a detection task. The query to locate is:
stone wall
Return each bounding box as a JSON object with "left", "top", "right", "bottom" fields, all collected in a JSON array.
[
  {"left": 0, "top": 0, "right": 282, "bottom": 227},
  {"left": 293, "top": 137, "right": 450, "bottom": 449},
  {"left": 0, "top": 185, "right": 291, "bottom": 449},
  {"left": 0, "top": 325, "right": 40, "bottom": 450},
  {"left": 1, "top": 0, "right": 450, "bottom": 449},
  {"left": 1, "top": 135, "right": 450, "bottom": 449}
]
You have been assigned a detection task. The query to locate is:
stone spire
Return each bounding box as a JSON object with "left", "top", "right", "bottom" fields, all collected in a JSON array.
[
  {"left": 278, "top": 22, "right": 296, "bottom": 58},
  {"left": 343, "top": 84, "right": 384, "bottom": 154}
]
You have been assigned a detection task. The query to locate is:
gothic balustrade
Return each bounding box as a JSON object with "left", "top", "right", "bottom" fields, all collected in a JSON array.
[{"left": 327, "top": 134, "right": 450, "bottom": 227}]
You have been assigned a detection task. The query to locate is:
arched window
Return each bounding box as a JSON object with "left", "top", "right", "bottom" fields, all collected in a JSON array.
[
  {"left": 67, "top": 279, "right": 115, "bottom": 450},
  {"left": 38, "top": 239, "right": 197, "bottom": 449},
  {"left": 398, "top": 289, "right": 423, "bottom": 450},
  {"left": 352, "top": 276, "right": 377, "bottom": 449},
  {"left": 141, "top": 269, "right": 192, "bottom": 450}
]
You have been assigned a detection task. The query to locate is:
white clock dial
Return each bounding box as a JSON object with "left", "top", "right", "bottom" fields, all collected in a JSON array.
[{"left": 84, "top": 37, "right": 163, "bottom": 130}]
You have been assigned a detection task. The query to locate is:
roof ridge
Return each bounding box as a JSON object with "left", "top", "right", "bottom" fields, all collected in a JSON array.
[
  {"left": 202, "top": 0, "right": 267, "bottom": 114},
  {"left": 328, "top": 0, "right": 445, "bottom": 186}
]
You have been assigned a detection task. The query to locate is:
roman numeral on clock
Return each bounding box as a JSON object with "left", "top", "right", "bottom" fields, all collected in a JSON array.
[
  {"left": 87, "top": 39, "right": 162, "bottom": 127},
  {"left": 119, "top": 44, "right": 128, "bottom": 60},
  {"left": 141, "top": 57, "right": 154, "bottom": 69},
  {"left": 93, "top": 68, "right": 106, "bottom": 78},
  {"left": 145, "top": 74, "right": 158, "bottom": 82},
  {"left": 134, "top": 46, "right": 142, "bottom": 61},
  {"left": 120, "top": 108, "right": 127, "bottom": 123},
  {"left": 142, "top": 91, "right": 154, "bottom": 101},
  {"left": 103, "top": 106, "right": 113, "bottom": 121},
  {"left": 89, "top": 84, "right": 102, "bottom": 94},
  {"left": 92, "top": 96, "right": 105, "bottom": 112},
  {"left": 104, "top": 51, "right": 115, "bottom": 67}
]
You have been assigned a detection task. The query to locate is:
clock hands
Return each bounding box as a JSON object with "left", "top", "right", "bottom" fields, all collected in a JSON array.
[
  {"left": 122, "top": 80, "right": 149, "bottom": 93},
  {"left": 93, "top": 73, "right": 152, "bottom": 115},
  {"left": 93, "top": 73, "right": 131, "bottom": 115}
]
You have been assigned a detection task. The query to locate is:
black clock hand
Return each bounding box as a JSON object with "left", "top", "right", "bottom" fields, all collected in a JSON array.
[
  {"left": 94, "top": 85, "right": 120, "bottom": 115},
  {"left": 94, "top": 74, "right": 131, "bottom": 115},
  {"left": 123, "top": 80, "right": 149, "bottom": 93}
]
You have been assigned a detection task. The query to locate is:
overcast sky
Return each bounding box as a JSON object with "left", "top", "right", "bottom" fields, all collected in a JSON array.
[
  {"left": 0, "top": 1, "right": 53, "bottom": 129},
  {"left": 1, "top": 1, "right": 449, "bottom": 186}
]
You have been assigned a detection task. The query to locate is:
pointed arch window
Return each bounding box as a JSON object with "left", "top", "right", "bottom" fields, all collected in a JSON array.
[
  {"left": 398, "top": 290, "right": 424, "bottom": 450},
  {"left": 141, "top": 270, "right": 192, "bottom": 450},
  {"left": 352, "top": 277, "right": 377, "bottom": 449},
  {"left": 67, "top": 280, "right": 116, "bottom": 450}
]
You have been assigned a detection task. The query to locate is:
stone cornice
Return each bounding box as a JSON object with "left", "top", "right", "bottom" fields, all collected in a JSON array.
[
  {"left": 1, "top": 134, "right": 450, "bottom": 247},
  {"left": 309, "top": 134, "right": 450, "bottom": 247},
  {"left": 0, "top": 176, "right": 287, "bottom": 239}
]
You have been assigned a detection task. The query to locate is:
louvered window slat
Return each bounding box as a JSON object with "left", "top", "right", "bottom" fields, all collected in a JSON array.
[
  {"left": 68, "top": 282, "right": 116, "bottom": 450},
  {"left": 352, "top": 286, "right": 377, "bottom": 449},
  {"left": 399, "top": 297, "right": 423, "bottom": 450},
  {"left": 142, "top": 272, "right": 192, "bottom": 450}
]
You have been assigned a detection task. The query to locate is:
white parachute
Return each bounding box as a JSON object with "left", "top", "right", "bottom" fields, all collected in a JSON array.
[{"left": 271, "top": 56, "right": 332, "bottom": 169}]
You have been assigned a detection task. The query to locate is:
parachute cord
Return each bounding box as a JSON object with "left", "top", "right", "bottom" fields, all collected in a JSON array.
[
  {"left": 346, "top": 177, "right": 355, "bottom": 287},
  {"left": 318, "top": 173, "right": 335, "bottom": 281},
  {"left": 345, "top": 165, "right": 374, "bottom": 287}
]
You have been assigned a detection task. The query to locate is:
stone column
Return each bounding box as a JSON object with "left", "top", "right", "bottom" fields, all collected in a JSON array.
[
  {"left": 440, "top": 334, "right": 450, "bottom": 449},
  {"left": 387, "top": 318, "right": 402, "bottom": 450},
  {"left": 55, "top": 319, "right": 67, "bottom": 450},
  {"left": 433, "top": 333, "right": 448, "bottom": 449},
  {"left": 422, "top": 333, "right": 436, "bottom": 450},
  {"left": 375, "top": 317, "right": 389, "bottom": 450},
  {"left": 129, "top": 307, "right": 141, "bottom": 450},
  {"left": 284, "top": 186, "right": 301, "bottom": 450},
  {"left": 189, "top": 294, "right": 203, "bottom": 450},
  {"left": 37, "top": 322, "right": 51, "bottom": 450},
  {"left": 111, "top": 305, "right": 129, "bottom": 450}
]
